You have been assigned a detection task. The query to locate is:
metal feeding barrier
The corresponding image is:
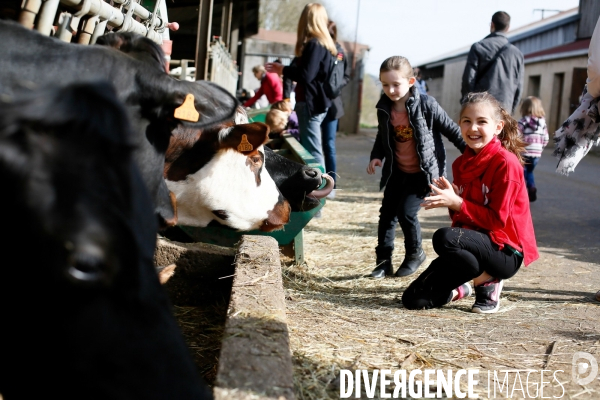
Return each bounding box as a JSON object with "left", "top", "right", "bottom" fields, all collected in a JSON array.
[
  {"left": 18, "top": 0, "right": 169, "bottom": 44},
  {"left": 207, "top": 38, "right": 239, "bottom": 95}
]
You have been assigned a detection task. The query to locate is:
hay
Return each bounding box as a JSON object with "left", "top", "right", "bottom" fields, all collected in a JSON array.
[{"left": 280, "top": 132, "right": 600, "bottom": 399}]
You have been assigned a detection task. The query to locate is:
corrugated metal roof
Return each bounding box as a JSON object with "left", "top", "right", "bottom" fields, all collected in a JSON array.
[{"left": 524, "top": 37, "right": 590, "bottom": 64}]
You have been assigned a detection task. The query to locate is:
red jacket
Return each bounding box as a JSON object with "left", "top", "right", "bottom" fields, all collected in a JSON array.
[
  {"left": 243, "top": 72, "right": 283, "bottom": 107},
  {"left": 450, "top": 137, "right": 539, "bottom": 266}
]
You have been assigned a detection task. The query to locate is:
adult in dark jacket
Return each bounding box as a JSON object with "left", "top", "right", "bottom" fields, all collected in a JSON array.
[
  {"left": 266, "top": 3, "right": 337, "bottom": 168},
  {"left": 368, "top": 56, "right": 465, "bottom": 279},
  {"left": 461, "top": 11, "right": 524, "bottom": 114},
  {"left": 320, "top": 21, "right": 351, "bottom": 198}
]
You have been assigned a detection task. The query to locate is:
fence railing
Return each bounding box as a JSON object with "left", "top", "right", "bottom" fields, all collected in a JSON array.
[{"left": 207, "top": 39, "right": 238, "bottom": 96}]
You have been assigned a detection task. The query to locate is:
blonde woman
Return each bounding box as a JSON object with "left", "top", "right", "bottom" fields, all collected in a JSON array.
[{"left": 266, "top": 3, "right": 336, "bottom": 168}]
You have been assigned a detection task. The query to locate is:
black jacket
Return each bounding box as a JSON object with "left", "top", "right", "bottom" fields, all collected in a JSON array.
[
  {"left": 461, "top": 32, "right": 524, "bottom": 113},
  {"left": 283, "top": 38, "right": 333, "bottom": 116},
  {"left": 326, "top": 42, "right": 351, "bottom": 121},
  {"left": 370, "top": 88, "right": 466, "bottom": 191}
]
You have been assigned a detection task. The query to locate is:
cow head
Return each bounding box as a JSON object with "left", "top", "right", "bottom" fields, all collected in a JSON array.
[
  {"left": 94, "top": 30, "right": 241, "bottom": 230},
  {"left": 0, "top": 80, "right": 211, "bottom": 399},
  {"left": 0, "top": 81, "right": 151, "bottom": 287},
  {"left": 166, "top": 121, "right": 291, "bottom": 231}
]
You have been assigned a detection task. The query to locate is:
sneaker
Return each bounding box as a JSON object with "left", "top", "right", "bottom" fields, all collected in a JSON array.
[
  {"left": 371, "top": 259, "right": 393, "bottom": 279},
  {"left": 472, "top": 279, "right": 504, "bottom": 314},
  {"left": 452, "top": 282, "right": 473, "bottom": 302},
  {"left": 326, "top": 189, "right": 336, "bottom": 200},
  {"left": 313, "top": 210, "right": 322, "bottom": 219},
  {"left": 394, "top": 248, "right": 426, "bottom": 277}
]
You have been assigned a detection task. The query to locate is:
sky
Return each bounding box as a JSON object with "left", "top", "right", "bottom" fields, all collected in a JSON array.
[{"left": 324, "top": 0, "right": 580, "bottom": 76}]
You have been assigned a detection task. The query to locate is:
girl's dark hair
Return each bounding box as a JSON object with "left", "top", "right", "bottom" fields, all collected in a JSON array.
[
  {"left": 460, "top": 92, "right": 527, "bottom": 165},
  {"left": 379, "top": 56, "right": 414, "bottom": 78}
]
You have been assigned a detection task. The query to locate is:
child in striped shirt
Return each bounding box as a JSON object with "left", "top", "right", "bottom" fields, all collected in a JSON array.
[{"left": 518, "top": 96, "right": 549, "bottom": 202}]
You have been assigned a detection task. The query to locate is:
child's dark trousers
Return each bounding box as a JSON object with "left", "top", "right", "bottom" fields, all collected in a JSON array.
[
  {"left": 375, "top": 168, "right": 428, "bottom": 260},
  {"left": 402, "top": 227, "right": 523, "bottom": 310}
]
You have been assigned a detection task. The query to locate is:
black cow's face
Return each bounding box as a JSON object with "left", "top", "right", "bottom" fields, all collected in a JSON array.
[
  {"left": 0, "top": 82, "right": 150, "bottom": 288},
  {"left": 0, "top": 81, "right": 209, "bottom": 399}
]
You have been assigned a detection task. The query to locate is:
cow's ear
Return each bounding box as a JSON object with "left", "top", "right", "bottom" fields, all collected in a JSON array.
[
  {"left": 169, "top": 81, "right": 238, "bottom": 129},
  {"left": 220, "top": 123, "right": 269, "bottom": 154}
]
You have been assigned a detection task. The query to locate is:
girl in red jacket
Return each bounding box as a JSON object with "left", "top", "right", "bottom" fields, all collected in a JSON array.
[{"left": 402, "top": 92, "right": 539, "bottom": 314}]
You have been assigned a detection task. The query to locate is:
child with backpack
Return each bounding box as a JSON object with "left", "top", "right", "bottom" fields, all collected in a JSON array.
[
  {"left": 402, "top": 92, "right": 539, "bottom": 313},
  {"left": 367, "top": 56, "right": 465, "bottom": 279},
  {"left": 518, "top": 96, "right": 548, "bottom": 202}
]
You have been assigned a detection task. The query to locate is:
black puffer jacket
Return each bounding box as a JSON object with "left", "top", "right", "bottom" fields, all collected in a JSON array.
[{"left": 370, "top": 88, "right": 466, "bottom": 191}]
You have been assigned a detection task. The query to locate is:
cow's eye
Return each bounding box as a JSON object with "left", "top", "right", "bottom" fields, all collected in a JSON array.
[{"left": 250, "top": 155, "right": 262, "bottom": 165}]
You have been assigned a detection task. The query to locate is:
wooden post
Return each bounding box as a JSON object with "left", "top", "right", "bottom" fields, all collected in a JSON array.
[
  {"left": 221, "top": 0, "right": 232, "bottom": 48},
  {"left": 195, "top": 0, "right": 214, "bottom": 81}
]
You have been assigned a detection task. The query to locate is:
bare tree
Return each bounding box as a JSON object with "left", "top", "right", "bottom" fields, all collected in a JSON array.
[{"left": 259, "top": 0, "right": 317, "bottom": 32}]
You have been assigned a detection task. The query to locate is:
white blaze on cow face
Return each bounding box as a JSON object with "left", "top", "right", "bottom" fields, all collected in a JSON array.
[{"left": 166, "top": 123, "right": 289, "bottom": 231}]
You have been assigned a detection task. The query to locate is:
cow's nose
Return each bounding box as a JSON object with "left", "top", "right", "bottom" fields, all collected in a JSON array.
[{"left": 304, "top": 169, "right": 319, "bottom": 178}]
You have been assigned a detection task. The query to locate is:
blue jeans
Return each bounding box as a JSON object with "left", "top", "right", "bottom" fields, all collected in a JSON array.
[
  {"left": 320, "top": 116, "right": 337, "bottom": 186},
  {"left": 523, "top": 156, "right": 539, "bottom": 189},
  {"left": 295, "top": 102, "right": 327, "bottom": 168}
]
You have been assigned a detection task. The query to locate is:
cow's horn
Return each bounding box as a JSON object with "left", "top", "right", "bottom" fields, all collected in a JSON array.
[{"left": 307, "top": 174, "right": 335, "bottom": 199}]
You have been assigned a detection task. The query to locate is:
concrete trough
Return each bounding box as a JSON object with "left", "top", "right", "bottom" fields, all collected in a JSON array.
[{"left": 155, "top": 235, "right": 295, "bottom": 400}]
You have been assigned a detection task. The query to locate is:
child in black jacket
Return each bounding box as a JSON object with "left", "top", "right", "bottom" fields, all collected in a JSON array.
[{"left": 367, "top": 56, "right": 465, "bottom": 278}]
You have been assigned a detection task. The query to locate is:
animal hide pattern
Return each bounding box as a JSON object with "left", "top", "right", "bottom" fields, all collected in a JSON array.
[{"left": 553, "top": 85, "right": 600, "bottom": 175}]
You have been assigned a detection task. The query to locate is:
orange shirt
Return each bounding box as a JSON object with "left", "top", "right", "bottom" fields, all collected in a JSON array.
[{"left": 390, "top": 109, "right": 421, "bottom": 173}]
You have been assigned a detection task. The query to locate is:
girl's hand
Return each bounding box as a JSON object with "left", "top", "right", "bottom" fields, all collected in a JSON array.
[
  {"left": 422, "top": 176, "right": 463, "bottom": 211},
  {"left": 265, "top": 62, "right": 284, "bottom": 75},
  {"left": 367, "top": 159, "right": 382, "bottom": 175}
]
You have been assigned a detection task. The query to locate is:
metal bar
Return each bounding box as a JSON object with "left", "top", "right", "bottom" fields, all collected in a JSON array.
[
  {"left": 58, "top": 0, "right": 163, "bottom": 43},
  {"left": 195, "top": 0, "right": 213, "bottom": 81},
  {"left": 78, "top": 15, "right": 98, "bottom": 44},
  {"left": 36, "top": 0, "right": 60, "bottom": 35},
  {"left": 18, "top": 0, "right": 43, "bottom": 29}
]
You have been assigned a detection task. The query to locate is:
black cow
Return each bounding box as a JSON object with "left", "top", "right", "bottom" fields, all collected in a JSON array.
[
  {"left": 0, "top": 82, "right": 212, "bottom": 399},
  {"left": 0, "top": 20, "right": 238, "bottom": 228}
]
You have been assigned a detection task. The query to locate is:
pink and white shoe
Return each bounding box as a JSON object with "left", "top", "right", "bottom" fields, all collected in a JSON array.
[{"left": 472, "top": 279, "right": 504, "bottom": 314}]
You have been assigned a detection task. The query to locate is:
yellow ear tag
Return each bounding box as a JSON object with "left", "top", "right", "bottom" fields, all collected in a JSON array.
[
  {"left": 237, "top": 134, "right": 253, "bottom": 152},
  {"left": 174, "top": 94, "right": 199, "bottom": 122}
]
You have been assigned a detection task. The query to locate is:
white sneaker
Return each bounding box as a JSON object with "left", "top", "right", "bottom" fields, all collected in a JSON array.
[{"left": 326, "top": 189, "right": 336, "bottom": 200}]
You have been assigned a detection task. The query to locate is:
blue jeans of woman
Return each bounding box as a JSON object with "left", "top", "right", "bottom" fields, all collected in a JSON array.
[
  {"left": 523, "top": 156, "right": 539, "bottom": 189},
  {"left": 320, "top": 116, "right": 338, "bottom": 186},
  {"left": 295, "top": 102, "right": 327, "bottom": 168},
  {"left": 402, "top": 227, "right": 523, "bottom": 310},
  {"left": 376, "top": 169, "right": 428, "bottom": 261}
]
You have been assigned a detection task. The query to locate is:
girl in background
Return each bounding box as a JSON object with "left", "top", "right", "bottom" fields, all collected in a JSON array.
[
  {"left": 518, "top": 96, "right": 548, "bottom": 202},
  {"left": 265, "top": 3, "right": 337, "bottom": 169}
]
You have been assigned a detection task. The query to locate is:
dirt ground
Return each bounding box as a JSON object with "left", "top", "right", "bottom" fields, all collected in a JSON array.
[{"left": 284, "top": 130, "right": 600, "bottom": 399}]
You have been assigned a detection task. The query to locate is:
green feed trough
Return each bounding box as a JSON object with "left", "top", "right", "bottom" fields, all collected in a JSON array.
[{"left": 177, "top": 108, "right": 325, "bottom": 264}]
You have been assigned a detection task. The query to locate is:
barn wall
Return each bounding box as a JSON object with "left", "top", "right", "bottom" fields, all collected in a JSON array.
[
  {"left": 439, "top": 59, "right": 467, "bottom": 122},
  {"left": 524, "top": 55, "right": 587, "bottom": 133}
]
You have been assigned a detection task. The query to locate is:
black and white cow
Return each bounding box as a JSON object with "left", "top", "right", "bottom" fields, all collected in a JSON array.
[
  {"left": 0, "top": 20, "right": 238, "bottom": 228},
  {"left": 164, "top": 108, "right": 334, "bottom": 231},
  {"left": 0, "top": 81, "right": 212, "bottom": 399}
]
